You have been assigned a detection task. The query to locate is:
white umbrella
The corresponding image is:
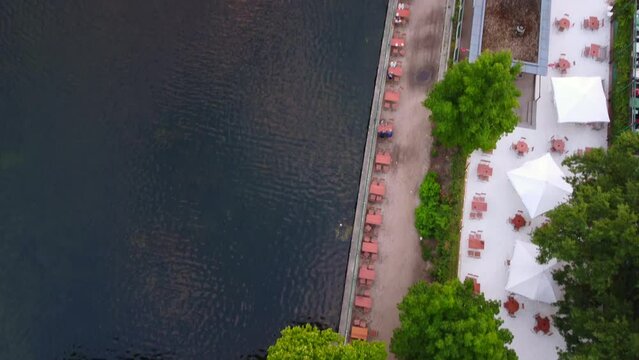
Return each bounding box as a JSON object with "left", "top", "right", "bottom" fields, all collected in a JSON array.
[
  {"left": 551, "top": 77, "right": 610, "bottom": 123},
  {"left": 507, "top": 153, "right": 573, "bottom": 217},
  {"left": 506, "top": 240, "right": 561, "bottom": 303}
]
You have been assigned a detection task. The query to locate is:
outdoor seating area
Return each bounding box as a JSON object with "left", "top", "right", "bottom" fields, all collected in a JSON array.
[
  {"left": 509, "top": 212, "right": 528, "bottom": 231},
  {"left": 549, "top": 57, "right": 572, "bottom": 75},
  {"left": 470, "top": 193, "right": 487, "bottom": 220},
  {"left": 534, "top": 313, "right": 553, "bottom": 335},
  {"left": 387, "top": 60, "right": 402, "bottom": 82},
  {"left": 504, "top": 295, "right": 523, "bottom": 317},
  {"left": 390, "top": 32, "right": 406, "bottom": 57},
  {"left": 394, "top": 2, "right": 410, "bottom": 26},
  {"left": 383, "top": 90, "right": 400, "bottom": 111},
  {"left": 467, "top": 231, "right": 484, "bottom": 259},
  {"left": 583, "top": 43, "right": 608, "bottom": 62},
  {"left": 582, "top": 16, "right": 603, "bottom": 30},
  {"left": 377, "top": 120, "right": 394, "bottom": 139},
  {"left": 458, "top": 1, "right": 610, "bottom": 358},
  {"left": 348, "top": 2, "right": 415, "bottom": 342},
  {"left": 512, "top": 137, "right": 530, "bottom": 156},
  {"left": 554, "top": 17, "right": 571, "bottom": 32},
  {"left": 374, "top": 150, "right": 391, "bottom": 172},
  {"left": 476, "top": 159, "right": 493, "bottom": 181},
  {"left": 550, "top": 136, "right": 567, "bottom": 153}
]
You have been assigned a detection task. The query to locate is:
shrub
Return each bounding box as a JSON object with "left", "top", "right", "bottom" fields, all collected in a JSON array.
[{"left": 414, "top": 172, "right": 450, "bottom": 241}]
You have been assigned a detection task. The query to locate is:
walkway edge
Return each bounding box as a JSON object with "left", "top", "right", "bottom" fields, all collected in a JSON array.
[{"left": 338, "top": 0, "right": 399, "bottom": 339}]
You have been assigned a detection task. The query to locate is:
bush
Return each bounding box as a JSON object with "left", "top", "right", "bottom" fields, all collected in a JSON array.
[
  {"left": 610, "top": 0, "right": 635, "bottom": 138},
  {"left": 414, "top": 172, "right": 450, "bottom": 241}
]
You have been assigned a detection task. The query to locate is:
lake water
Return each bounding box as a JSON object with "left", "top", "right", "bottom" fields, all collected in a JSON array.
[{"left": 0, "top": 1, "right": 386, "bottom": 358}]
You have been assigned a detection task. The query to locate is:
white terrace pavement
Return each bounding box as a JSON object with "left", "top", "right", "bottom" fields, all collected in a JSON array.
[{"left": 457, "top": 1, "right": 611, "bottom": 359}]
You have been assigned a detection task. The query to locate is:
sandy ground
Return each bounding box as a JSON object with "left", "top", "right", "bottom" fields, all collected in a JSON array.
[{"left": 365, "top": 0, "right": 447, "bottom": 355}]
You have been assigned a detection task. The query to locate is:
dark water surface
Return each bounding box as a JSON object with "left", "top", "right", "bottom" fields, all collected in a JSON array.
[{"left": 0, "top": 1, "right": 386, "bottom": 358}]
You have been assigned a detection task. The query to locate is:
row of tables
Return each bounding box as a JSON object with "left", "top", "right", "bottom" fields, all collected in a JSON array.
[
  {"left": 351, "top": 0, "right": 409, "bottom": 344},
  {"left": 555, "top": 16, "right": 602, "bottom": 31}
]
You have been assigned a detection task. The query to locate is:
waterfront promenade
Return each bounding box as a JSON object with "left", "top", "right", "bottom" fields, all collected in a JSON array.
[
  {"left": 339, "top": 0, "right": 450, "bottom": 355},
  {"left": 370, "top": 0, "right": 447, "bottom": 348}
]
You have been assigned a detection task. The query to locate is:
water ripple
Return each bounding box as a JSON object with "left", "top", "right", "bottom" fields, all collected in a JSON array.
[{"left": 0, "top": 0, "right": 386, "bottom": 358}]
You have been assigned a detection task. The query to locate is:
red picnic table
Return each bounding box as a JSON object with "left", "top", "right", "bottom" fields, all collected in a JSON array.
[
  {"left": 390, "top": 38, "right": 405, "bottom": 47},
  {"left": 468, "top": 237, "right": 485, "bottom": 250},
  {"left": 365, "top": 213, "right": 382, "bottom": 226},
  {"left": 504, "top": 296, "right": 520, "bottom": 315},
  {"left": 351, "top": 326, "right": 368, "bottom": 341},
  {"left": 551, "top": 139, "right": 565, "bottom": 153},
  {"left": 370, "top": 181, "right": 386, "bottom": 196},
  {"left": 515, "top": 140, "right": 529, "bottom": 154},
  {"left": 477, "top": 163, "right": 493, "bottom": 179},
  {"left": 388, "top": 66, "right": 403, "bottom": 77},
  {"left": 557, "top": 17, "right": 570, "bottom": 31},
  {"left": 588, "top": 43, "right": 601, "bottom": 58},
  {"left": 355, "top": 295, "right": 373, "bottom": 309},
  {"left": 586, "top": 16, "right": 600, "bottom": 30},
  {"left": 471, "top": 199, "right": 487, "bottom": 212},
  {"left": 359, "top": 265, "right": 376, "bottom": 281},
  {"left": 512, "top": 213, "right": 527, "bottom": 230},
  {"left": 396, "top": 8, "right": 410, "bottom": 19},
  {"left": 534, "top": 314, "right": 551, "bottom": 334},
  {"left": 375, "top": 152, "right": 392, "bottom": 166},
  {"left": 557, "top": 58, "right": 571, "bottom": 71},
  {"left": 384, "top": 90, "right": 400, "bottom": 103},
  {"left": 362, "top": 241, "right": 378, "bottom": 254}
]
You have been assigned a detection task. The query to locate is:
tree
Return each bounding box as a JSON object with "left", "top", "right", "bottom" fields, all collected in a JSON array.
[
  {"left": 532, "top": 131, "right": 639, "bottom": 359},
  {"left": 390, "top": 280, "right": 516, "bottom": 360},
  {"left": 424, "top": 51, "right": 521, "bottom": 155},
  {"left": 267, "top": 324, "right": 387, "bottom": 360}
]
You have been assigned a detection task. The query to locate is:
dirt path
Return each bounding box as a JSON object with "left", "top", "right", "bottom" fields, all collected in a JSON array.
[{"left": 367, "top": 0, "right": 447, "bottom": 356}]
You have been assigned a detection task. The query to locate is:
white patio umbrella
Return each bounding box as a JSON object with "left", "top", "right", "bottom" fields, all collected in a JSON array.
[
  {"left": 551, "top": 77, "right": 610, "bottom": 123},
  {"left": 507, "top": 153, "right": 573, "bottom": 217},
  {"left": 505, "top": 240, "right": 561, "bottom": 304}
]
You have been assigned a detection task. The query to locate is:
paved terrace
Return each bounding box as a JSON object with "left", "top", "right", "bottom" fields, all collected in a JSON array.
[
  {"left": 339, "top": 0, "right": 449, "bottom": 355},
  {"left": 458, "top": 1, "right": 611, "bottom": 360},
  {"left": 368, "top": 0, "right": 447, "bottom": 350}
]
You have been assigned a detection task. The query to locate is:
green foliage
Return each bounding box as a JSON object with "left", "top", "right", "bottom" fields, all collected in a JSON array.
[
  {"left": 390, "top": 280, "right": 517, "bottom": 360},
  {"left": 532, "top": 132, "right": 639, "bottom": 359},
  {"left": 424, "top": 51, "right": 521, "bottom": 155},
  {"left": 267, "top": 324, "right": 387, "bottom": 360},
  {"left": 428, "top": 151, "right": 467, "bottom": 282},
  {"left": 441, "top": 151, "right": 466, "bottom": 280},
  {"left": 610, "top": 0, "right": 635, "bottom": 138},
  {"left": 414, "top": 172, "right": 450, "bottom": 240}
]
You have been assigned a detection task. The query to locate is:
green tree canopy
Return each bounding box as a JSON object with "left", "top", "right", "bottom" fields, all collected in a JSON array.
[
  {"left": 267, "top": 324, "right": 387, "bottom": 360},
  {"left": 390, "top": 280, "right": 516, "bottom": 360},
  {"left": 424, "top": 51, "right": 521, "bottom": 155},
  {"left": 532, "top": 131, "right": 639, "bottom": 359}
]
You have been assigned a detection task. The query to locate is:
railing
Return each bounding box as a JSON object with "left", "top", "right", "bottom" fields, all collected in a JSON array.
[{"left": 452, "top": 0, "right": 465, "bottom": 62}]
